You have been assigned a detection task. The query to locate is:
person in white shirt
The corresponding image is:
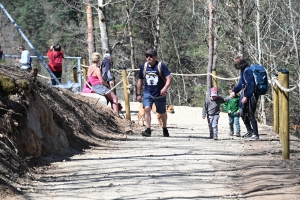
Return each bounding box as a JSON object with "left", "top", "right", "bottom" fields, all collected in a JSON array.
[{"left": 15, "top": 45, "right": 31, "bottom": 70}]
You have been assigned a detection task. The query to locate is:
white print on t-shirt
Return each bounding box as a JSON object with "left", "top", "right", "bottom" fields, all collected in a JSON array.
[{"left": 146, "top": 72, "right": 158, "bottom": 86}]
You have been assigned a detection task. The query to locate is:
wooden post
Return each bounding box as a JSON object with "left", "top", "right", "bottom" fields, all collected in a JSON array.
[
  {"left": 278, "top": 69, "right": 283, "bottom": 141},
  {"left": 73, "top": 67, "right": 78, "bottom": 83},
  {"left": 273, "top": 73, "right": 279, "bottom": 135},
  {"left": 281, "top": 69, "right": 289, "bottom": 160},
  {"left": 82, "top": 58, "right": 87, "bottom": 82},
  {"left": 212, "top": 68, "right": 217, "bottom": 88},
  {"left": 122, "top": 66, "right": 131, "bottom": 121}
]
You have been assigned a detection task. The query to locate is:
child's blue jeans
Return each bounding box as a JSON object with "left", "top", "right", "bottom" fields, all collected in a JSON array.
[
  {"left": 228, "top": 113, "right": 240, "bottom": 133},
  {"left": 207, "top": 115, "right": 220, "bottom": 138}
]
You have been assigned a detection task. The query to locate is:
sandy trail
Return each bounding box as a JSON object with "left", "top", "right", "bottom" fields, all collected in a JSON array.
[{"left": 22, "top": 103, "right": 300, "bottom": 200}]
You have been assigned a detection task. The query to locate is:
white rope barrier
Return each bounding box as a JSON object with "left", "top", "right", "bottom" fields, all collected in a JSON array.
[
  {"left": 39, "top": 65, "right": 300, "bottom": 93},
  {"left": 106, "top": 71, "right": 132, "bottom": 94},
  {"left": 169, "top": 72, "right": 239, "bottom": 80},
  {"left": 271, "top": 77, "right": 300, "bottom": 92},
  {"left": 37, "top": 74, "right": 50, "bottom": 79}
]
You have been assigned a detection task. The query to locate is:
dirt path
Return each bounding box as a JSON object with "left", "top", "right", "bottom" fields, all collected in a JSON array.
[{"left": 20, "top": 103, "right": 300, "bottom": 199}]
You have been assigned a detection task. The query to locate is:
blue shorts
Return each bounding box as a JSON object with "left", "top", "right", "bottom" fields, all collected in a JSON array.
[
  {"left": 143, "top": 93, "right": 166, "bottom": 114},
  {"left": 92, "top": 84, "right": 110, "bottom": 95}
]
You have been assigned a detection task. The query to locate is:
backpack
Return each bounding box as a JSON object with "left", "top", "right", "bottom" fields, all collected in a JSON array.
[
  {"left": 28, "top": 57, "right": 32, "bottom": 67},
  {"left": 244, "top": 64, "right": 268, "bottom": 95},
  {"left": 53, "top": 52, "right": 63, "bottom": 67},
  {"left": 143, "top": 61, "right": 165, "bottom": 82}
]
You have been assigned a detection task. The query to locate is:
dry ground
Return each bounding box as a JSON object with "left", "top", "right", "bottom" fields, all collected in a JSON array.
[{"left": 14, "top": 104, "right": 300, "bottom": 199}]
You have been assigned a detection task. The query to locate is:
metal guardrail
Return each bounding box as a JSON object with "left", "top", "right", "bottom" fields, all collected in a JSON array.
[{"left": 4, "top": 54, "right": 83, "bottom": 91}]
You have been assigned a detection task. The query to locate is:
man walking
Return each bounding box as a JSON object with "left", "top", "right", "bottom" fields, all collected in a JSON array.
[
  {"left": 230, "top": 56, "right": 259, "bottom": 140},
  {"left": 137, "top": 48, "right": 172, "bottom": 137}
]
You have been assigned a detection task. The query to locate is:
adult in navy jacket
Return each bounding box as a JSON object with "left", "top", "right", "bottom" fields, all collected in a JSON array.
[{"left": 230, "top": 56, "right": 259, "bottom": 141}]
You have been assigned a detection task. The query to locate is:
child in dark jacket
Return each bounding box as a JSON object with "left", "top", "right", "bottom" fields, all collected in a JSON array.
[
  {"left": 223, "top": 84, "right": 241, "bottom": 137},
  {"left": 202, "top": 87, "right": 231, "bottom": 140}
]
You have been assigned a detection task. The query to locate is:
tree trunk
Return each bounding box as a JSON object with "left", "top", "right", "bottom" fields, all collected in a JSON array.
[
  {"left": 154, "top": 0, "right": 160, "bottom": 51},
  {"left": 97, "top": 0, "right": 110, "bottom": 54},
  {"left": 86, "top": 0, "right": 95, "bottom": 65},
  {"left": 207, "top": 0, "right": 214, "bottom": 97},
  {"left": 237, "top": 0, "right": 244, "bottom": 55},
  {"left": 125, "top": 0, "right": 136, "bottom": 101},
  {"left": 256, "top": 0, "right": 266, "bottom": 125},
  {"left": 288, "top": 0, "right": 300, "bottom": 96}
]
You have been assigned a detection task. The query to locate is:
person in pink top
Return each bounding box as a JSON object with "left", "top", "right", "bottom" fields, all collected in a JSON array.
[{"left": 87, "top": 52, "right": 119, "bottom": 114}]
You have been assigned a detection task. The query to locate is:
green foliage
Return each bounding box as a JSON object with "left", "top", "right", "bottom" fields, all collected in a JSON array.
[
  {"left": 0, "top": 75, "right": 16, "bottom": 95},
  {"left": 112, "top": 23, "right": 126, "bottom": 32}
]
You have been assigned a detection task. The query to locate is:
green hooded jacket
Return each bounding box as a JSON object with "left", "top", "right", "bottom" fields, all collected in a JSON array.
[{"left": 222, "top": 95, "right": 239, "bottom": 116}]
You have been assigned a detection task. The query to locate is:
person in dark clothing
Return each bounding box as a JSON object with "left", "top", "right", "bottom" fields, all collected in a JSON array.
[
  {"left": 100, "top": 53, "right": 114, "bottom": 87},
  {"left": 230, "top": 56, "right": 260, "bottom": 141}
]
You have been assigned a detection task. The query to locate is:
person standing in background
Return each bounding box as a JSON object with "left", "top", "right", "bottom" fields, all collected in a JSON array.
[
  {"left": 15, "top": 45, "right": 31, "bottom": 71},
  {"left": 100, "top": 53, "right": 115, "bottom": 88},
  {"left": 47, "top": 44, "right": 64, "bottom": 85}
]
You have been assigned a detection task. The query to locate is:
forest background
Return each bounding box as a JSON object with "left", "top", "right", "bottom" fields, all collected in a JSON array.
[{"left": 0, "top": 0, "right": 299, "bottom": 128}]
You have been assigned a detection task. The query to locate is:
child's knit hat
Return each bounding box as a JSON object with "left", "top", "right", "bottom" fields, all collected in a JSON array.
[{"left": 210, "top": 87, "right": 218, "bottom": 97}]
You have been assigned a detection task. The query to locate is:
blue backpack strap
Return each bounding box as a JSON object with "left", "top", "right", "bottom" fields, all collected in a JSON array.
[{"left": 243, "top": 66, "right": 251, "bottom": 85}]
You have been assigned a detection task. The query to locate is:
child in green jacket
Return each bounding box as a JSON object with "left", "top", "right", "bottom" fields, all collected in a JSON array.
[{"left": 223, "top": 84, "right": 241, "bottom": 137}]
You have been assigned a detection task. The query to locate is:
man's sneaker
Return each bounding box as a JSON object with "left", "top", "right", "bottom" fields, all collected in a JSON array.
[
  {"left": 209, "top": 133, "right": 213, "bottom": 139},
  {"left": 141, "top": 128, "right": 151, "bottom": 137},
  {"left": 242, "top": 131, "right": 253, "bottom": 138},
  {"left": 249, "top": 135, "right": 259, "bottom": 141},
  {"left": 229, "top": 131, "right": 234, "bottom": 136},
  {"left": 163, "top": 128, "right": 169, "bottom": 137},
  {"left": 235, "top": 132, "right": 241, "bottom": 137},
  {"left": 213, "top": 137, "right": 218, "bottom": 140}
]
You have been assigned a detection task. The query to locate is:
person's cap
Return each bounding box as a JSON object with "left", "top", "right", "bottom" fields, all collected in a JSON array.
[
  {"left": 104, "top": 53, "right": 111, "bottom": 59},
  {"left": 210, "top": 87, "right": 218, "bottom": 97},
  {"left": 145, "top": 48, "right": 157, "bottom": 56}
]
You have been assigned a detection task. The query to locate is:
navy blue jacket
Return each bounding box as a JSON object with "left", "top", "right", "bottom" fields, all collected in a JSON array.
[
  {"left": 100, "top": 58, "right": 114, "bottom": 81},
  {"left": 232, "top": 66, "right": 255, "bottom": 99}
]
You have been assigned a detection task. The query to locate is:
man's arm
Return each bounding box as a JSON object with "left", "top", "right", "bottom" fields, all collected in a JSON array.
[
  {"left": 161, "top": 75, "right": 172, "bottom": 96},
  {"left": 137, "top": 78, "right": 143, "bottom": 94},
  {"left": 137, "top": 79, "right": 143, "bottom": 102}
]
